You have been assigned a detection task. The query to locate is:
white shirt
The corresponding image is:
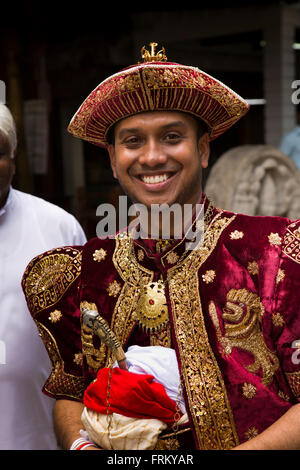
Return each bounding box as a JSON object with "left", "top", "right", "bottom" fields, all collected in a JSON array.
[{"left": 0, "top": 188, "right": 87, "bottom": 450}]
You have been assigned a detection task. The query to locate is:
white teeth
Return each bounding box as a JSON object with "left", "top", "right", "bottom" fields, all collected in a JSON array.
[{"left": 141, "top": 174, "right": 169, "bottom": 184}]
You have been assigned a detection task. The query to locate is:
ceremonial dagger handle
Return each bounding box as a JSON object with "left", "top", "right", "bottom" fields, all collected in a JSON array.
[{"left": 81, "top": 308, "right": 127, "bottom": 370}]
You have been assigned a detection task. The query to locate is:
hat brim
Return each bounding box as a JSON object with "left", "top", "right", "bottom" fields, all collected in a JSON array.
[{"left": 68, "top": 62, "right": 250, "bottom": 148}]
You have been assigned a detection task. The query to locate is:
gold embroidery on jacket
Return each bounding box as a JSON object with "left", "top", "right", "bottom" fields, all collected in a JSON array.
[
  {"left": 167, "top": 212, "right": 239, "bottom": 450},
  {"left": 202, "top": 269, "right": 216, "bottom": 284},
  {"left": 93, "top": 248, "right": 107, "bottom": 262},
  {"left": 107, "top": 280, "right": 122, "bottom": 297},
  {"left": 209, "top": 301, "right": 232, "bottom": 356},
  {"left": 278, "top": 390, "right": 290, "bottom": 402},
  {"left": 268, "top": 232, "right": 282, "bottom": 246},
  {"left": 48, "top": 310, "right": 62, "bottom": 323},
  {"left": 154, "top": 428, "right": 191, "bottom": 450},
  {"left": 23, "top": 248, "right": 82, "bottom": 316},
  {"left": 247, "top": 261, "right": 258, "bottom": 276},
  {"left": 73, "top": 353, "right": 84, "bottom": 366},
  {"left": 110, "top": 233, "right": 154, "bottom": 364},
  {"left": 230, "top": 230, "right": 244, "bottom": 240},
  {"left": 272, "top": 312, "right": 285, "bottom": 327},
  {"left": 35, "top": 321, "right": 85, "bottom": 400},
  {"left": 276, "top": 268, "right": 285, "bottom": 284},
  {"left": 244, "top": 426, "right": 259, "bottom": 440},
  {"left": 242, "top": 382, "right": 257, "bottom": 399},
  {"left": 112, "top": 210, "right": 238, "bottom": 449},
  {"left": 150, "top": 324, "right": 172, "bottom": 348},
  {"left": 285, "top": 371, "right": 300, "bottom": 400},
  {"left": 283, "top": 222, "right": 300, "bottom": 263},
  {"left": 211, "top": 289, "right": 279, "bottom": 386}
]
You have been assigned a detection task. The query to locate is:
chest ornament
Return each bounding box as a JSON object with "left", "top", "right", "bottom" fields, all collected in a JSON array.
[{"left": 135, "top": 281, "right": 168, "bottom": 333}]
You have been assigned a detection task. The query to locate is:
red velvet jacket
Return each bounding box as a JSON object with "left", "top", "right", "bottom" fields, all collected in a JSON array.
[{"left": 22, "top": 196, "right": 300, "bottom": 450}]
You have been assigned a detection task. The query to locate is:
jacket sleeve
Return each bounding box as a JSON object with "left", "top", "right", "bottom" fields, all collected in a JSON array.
[
  {"left": 273, "top": 219, "right": 300, "bottom": 402},
  {"left": 21, "top": 245, "right": 85, "bottom": 401}
]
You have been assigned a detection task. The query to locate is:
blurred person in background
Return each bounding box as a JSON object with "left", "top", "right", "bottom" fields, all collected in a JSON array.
[
  {"left": 0, "top": 103, "right": 87, "bottom": 449},
  {"left": 280, "top": 106, "right": 300, "bottom": 170}
]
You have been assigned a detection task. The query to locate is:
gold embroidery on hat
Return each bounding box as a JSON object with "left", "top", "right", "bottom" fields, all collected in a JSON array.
[{"left": 210, "top": 82, "right": 244, "bottom": 117}]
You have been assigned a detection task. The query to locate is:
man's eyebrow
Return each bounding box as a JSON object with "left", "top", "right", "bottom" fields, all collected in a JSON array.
[
  {"left": 160, "top": 121, "right": 187, "bottom": 130},
  {"left": 117, "top": 127, "right": 140, "bottom": 139},
  {"left": 117, "top": 121, "right": 187, "bottom": 139}
]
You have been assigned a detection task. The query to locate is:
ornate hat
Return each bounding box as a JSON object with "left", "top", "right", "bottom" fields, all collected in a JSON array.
[{"left": 68, "top": 42, "right": 250, "bottom": 148}]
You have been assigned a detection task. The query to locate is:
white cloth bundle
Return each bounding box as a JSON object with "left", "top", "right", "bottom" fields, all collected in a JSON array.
[
  {"left": 81, "top": 409, "right": 167, "bottom": 450},
  {"left": 122, "top": 345, "right": 186, "bottom": 414},
  {"left": 81, "top": 345, "right": 188, "bottom": 450}
]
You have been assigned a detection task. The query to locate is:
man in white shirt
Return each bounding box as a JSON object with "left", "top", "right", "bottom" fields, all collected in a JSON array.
[
  {"left": 279, "top": 107, "right": 300, "bottom": 170},
  {"left": 0, "top": 103, "right": 87, "bottom": 449}
]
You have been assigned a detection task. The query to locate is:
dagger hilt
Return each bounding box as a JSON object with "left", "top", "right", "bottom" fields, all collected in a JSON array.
[{"left": 81, "top": 308, "right": 127, "bottom": 370}]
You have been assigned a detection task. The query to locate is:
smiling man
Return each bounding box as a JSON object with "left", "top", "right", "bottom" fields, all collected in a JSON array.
[{"left": 22, "top": 44, "right": 300, "bottom": 451}]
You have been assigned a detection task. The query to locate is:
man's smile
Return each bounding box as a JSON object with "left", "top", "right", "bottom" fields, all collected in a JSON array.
[{"left": 134, "top": 171, "right": 178, "bottom": 191}]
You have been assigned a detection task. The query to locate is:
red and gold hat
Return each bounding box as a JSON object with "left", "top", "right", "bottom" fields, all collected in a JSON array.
[{"left": 68, "top": 42, "right": 250, "bottom": 148}]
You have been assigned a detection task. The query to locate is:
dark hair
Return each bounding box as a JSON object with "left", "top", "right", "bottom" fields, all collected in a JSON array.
[
  {"left": 195, "top": 118, "right": 209, "bottom": 139},
  {"left": 106, "top": 124, "right": 116, "bottom": 146},
  {"left": 105, "top": 113, "right": 209, "bottom": 147}
]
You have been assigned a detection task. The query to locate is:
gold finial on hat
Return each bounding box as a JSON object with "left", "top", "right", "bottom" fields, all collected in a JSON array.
[{"left": 140, "top": 42, "right": 167, "bottom": 62}]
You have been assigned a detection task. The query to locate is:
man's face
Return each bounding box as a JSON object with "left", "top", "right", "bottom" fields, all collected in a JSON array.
[
  {"left": 0, "top": 132, "right": 15, "bottom": 208},
  {"left": 108, "top": 111, "right": 209, "bottom": 209}
]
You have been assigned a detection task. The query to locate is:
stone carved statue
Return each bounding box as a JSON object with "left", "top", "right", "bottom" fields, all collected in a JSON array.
[{"left": 205, "top": 145, "right": 300, "bottom": 219}]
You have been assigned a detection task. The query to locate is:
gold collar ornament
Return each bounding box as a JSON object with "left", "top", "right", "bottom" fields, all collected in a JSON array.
[{"left": 135, "top": 281, "right": 168, "bottom": 332}]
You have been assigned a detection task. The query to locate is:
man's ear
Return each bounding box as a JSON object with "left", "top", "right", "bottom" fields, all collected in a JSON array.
[
  {"left": 107, "top": 144, "right": 117, "bottom": 179},
  {"left": 198, "top": 133, "right": 210, "bottom": 169}
]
